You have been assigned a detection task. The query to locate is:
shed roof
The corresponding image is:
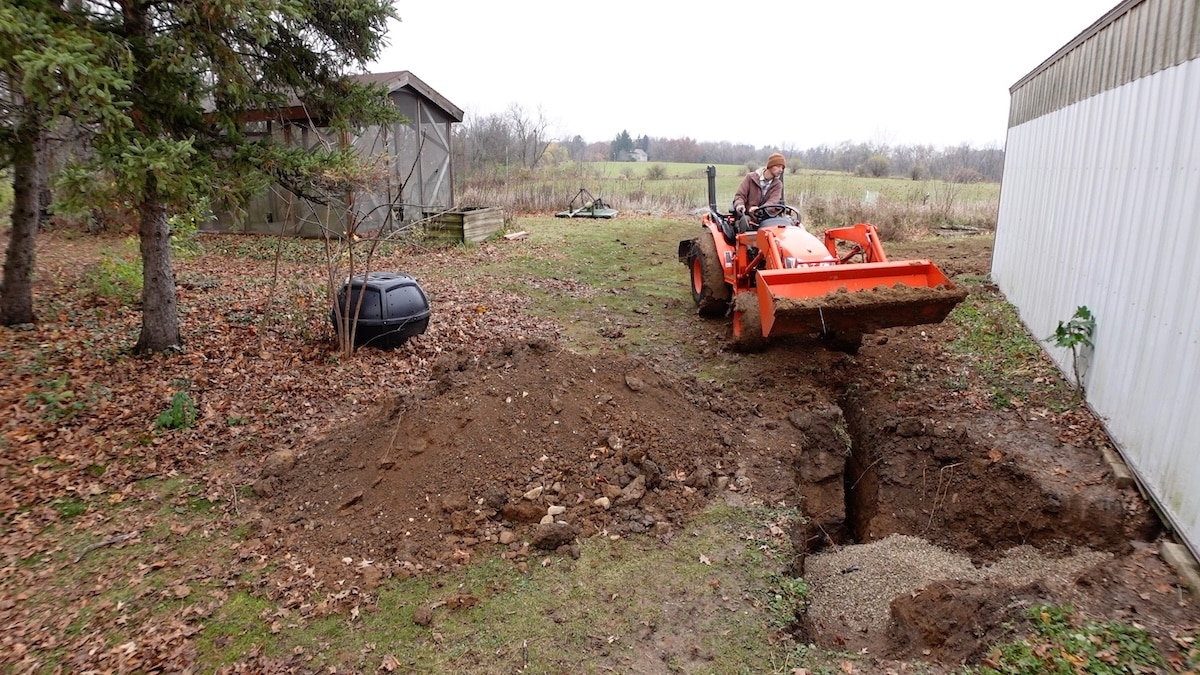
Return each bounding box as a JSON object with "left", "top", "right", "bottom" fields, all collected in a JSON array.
[
  {"left": 352, "top": 70, "right": 464, "bottom": 123},
  {"left": 235, "top": 70, "right": 463, "bottom": 125}
]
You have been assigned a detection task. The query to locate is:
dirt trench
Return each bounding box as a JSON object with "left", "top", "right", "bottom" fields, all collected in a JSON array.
[{"left": 783, "top": 376, "right": 1164, "bottom": 666}]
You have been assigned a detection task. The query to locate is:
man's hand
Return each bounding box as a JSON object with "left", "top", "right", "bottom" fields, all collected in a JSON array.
[{"left": 735, "top": 204, "right": 745, "bottom": 215}]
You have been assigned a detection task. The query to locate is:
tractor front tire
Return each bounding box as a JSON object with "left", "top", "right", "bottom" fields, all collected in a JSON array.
[{"left": 689, "top": 235, "right": 731, "bottom": 317}]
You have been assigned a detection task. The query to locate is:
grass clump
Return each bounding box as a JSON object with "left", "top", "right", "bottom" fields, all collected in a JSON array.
[
  {"left": 978, "top": 604, "right": 1167, "bottom": 674},
  {"left": 189, "top": 503, "right": 809, "bottom": 673},
  {"left": 946, "top": 280, "right": 1077, "bottom": 411},
  {"left": 84, "top": 248, "right": 143, "bottom": 304}
]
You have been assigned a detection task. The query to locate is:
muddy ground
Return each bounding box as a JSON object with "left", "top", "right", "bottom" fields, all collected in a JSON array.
[{"left": 251, "top": 234, "right": 1199, "bottom": 672}]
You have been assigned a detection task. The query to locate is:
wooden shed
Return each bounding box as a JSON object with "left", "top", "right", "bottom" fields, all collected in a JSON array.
[{"left": 204, "top": 70, "right": 464, "bottom": 238}]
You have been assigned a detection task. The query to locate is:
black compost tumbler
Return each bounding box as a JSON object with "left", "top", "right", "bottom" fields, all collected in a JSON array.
[{"left": 332, "top": 272, "right": 431, "bottom": 349}]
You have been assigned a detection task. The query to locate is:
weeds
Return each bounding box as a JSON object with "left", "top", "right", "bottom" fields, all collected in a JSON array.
[
  {"left": 51, "top": 497, "right": 89, "bottom": 519},
  {"left": 978, "top": 604, "right": 1166, "bottom": 674},
  {"left": 26, "top": 374, "right": 88, "bottom": 422},
  {"left": 84, "top": 249, "right": 143, "bottom": 304},
  {"left": 947, "top": 281, "right": 1077, "bottom": 411},
  {"left": 156, "top": 391, "right": 197, "bottom": 430},
  {"left": 764, "top": 573, "right": 810, "bottom": 629}
]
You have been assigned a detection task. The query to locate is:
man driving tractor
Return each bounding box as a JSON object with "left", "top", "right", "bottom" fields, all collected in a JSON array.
[{"left": 732, "top": 152, "right": 787, "bottom": 231}]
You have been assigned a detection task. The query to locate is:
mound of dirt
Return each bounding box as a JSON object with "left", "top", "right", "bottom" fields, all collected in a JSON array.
[{"left": 254, "top": 338, "right": 788, "bottom": 582}]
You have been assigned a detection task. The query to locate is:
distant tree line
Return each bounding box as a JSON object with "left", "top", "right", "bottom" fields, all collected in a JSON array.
[
  {"left": 616, "top": 136, "right": 1005, "bottom": 183},
  {"left": 451, "top": 108, "right": 1005, "bottom": 183}
]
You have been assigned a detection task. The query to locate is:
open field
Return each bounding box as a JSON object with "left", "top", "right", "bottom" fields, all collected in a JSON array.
[
  {"left": 2, "top": 212, "right": 1198, "bottom": 673},
  {"left": 459, "top": 162, "right": 1000, "bottom": 234}
]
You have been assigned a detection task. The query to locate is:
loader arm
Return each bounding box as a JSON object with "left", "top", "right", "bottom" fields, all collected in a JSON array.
[{"left": 824, "top": 223, "right": 889, "bottom": 263}]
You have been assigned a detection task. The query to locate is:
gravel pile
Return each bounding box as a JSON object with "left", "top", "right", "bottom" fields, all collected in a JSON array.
[{"left": 804, "top": 534, "right": 1113, "bottom": 631}]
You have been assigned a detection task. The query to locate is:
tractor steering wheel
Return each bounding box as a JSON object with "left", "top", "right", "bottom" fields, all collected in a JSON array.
[{"left": 751, "top": 204, "right": 801, "bottom": 222}]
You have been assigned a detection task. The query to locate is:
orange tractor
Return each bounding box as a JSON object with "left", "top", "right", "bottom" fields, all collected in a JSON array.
[{"left": 678, "top": 166, "right": 967, "bottom": 350}]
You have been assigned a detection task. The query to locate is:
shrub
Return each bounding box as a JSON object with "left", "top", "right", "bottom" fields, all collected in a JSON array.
[
  {"left": 84, "top": 249, "right": 143, "bottom": 304},
  {"left": 645, "top": 164, "right": 667, "bottom": 180},
  {"left": 26, "top": 375, "right": 88, "bottom": 422},
  {"left": 952, "top": 167, "right": 985, "bottom": 184},
  {"left": 865, "top": 154, "right": 891, "bottom": 177},
  {"left": 1046, "top": 306, "right": 1095, "bottom": 397},
  {"left": 156, "top": 391, "right": 197, "bottom": 430}
]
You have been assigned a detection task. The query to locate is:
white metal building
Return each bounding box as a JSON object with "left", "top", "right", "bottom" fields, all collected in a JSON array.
[{"left": 994, "top": 0, "right": 1200, "bottom": 558}]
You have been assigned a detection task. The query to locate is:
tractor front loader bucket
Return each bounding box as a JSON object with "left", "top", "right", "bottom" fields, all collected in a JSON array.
[{"left": 755, "top": 260, "right": 968, "bottom": 338}]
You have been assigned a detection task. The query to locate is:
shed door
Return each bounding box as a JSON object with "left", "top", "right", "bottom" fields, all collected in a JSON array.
[{"left": 392, "top": 92, "right": 453, "bottom": 218}]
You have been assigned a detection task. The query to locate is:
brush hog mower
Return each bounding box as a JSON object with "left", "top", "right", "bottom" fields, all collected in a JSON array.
[{"left": 678, "top": 166, "right": 967, "bottom": 350}]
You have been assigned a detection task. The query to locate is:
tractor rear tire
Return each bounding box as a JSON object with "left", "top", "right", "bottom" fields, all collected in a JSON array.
[{"left": 689, "top": 235, "right": 731, "bottom": 317}]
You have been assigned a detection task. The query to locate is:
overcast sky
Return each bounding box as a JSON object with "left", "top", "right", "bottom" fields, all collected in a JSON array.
[{"left": 371, "top": 1, "right": 1118, "bottom": 150}]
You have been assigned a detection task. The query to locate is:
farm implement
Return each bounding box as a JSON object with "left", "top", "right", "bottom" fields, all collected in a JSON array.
[
  {"left": 555, "top": 188, "right": 618, "bottom": 219},
  {"left": 678, "top": 166, "right": 966, "bottom": 350}
]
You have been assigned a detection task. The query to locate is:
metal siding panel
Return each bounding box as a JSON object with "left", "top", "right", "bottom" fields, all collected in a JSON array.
[
  {"left": 1123, "top": 11, "right": 1137, "bottom": 81},
  {"left": 1165, "top": 0, "right": 1182, "bottom": 65},
  {"left": 1143, "top": 1, "right": 1159, "bottom": 74},
  {"left": 1153, "top": 0, "right": 1171, "bottom": 71},
  {"left": 1104, "top": 25, "right": 1118, "bottom": 91},
  {"left": 1133, "top": 8, "right": 1146, "bottom": 77},
  {"left": 996, "top": 58, "right": 1200, "bottom": 559},
  {"left": 1192, "top": 0, "right": 1200, "bottom": 59}
]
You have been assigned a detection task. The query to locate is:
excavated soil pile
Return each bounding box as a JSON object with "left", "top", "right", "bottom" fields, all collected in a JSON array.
[{"left": 257, "top": 338, "right": 784, "bottom": 580}]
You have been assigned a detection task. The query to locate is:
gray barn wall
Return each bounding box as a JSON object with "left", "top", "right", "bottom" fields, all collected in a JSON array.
[{"left": 204, "top": 79, "right": 458, "bottom": 238}]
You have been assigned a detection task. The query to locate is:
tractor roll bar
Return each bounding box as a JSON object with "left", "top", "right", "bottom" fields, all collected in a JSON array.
[{"left": 706, "top": 165, "right": 721, "bottom": 215}]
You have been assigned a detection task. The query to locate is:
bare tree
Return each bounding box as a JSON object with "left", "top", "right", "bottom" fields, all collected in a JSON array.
[{"left": 506, "top": 104, "right": 550, "bottom": 170}]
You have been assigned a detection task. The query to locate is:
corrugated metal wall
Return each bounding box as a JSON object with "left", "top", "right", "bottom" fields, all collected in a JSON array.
[
  {"left": 1009, "top": 0, "right": 1200, "bottom": 127},
  {"left": 995, "top": 0, "right": 1200, "bottom": 558}
]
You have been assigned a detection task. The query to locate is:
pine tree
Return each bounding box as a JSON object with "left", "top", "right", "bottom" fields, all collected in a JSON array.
[
  {"left": 610, "top": 129, "right": 634, "bottom": 160},
  {"left": 1, "top": 0, "right": 132, "bottom": 325},
  {"left": 4, "top": 0, "right": 399, "bottom": 352}
]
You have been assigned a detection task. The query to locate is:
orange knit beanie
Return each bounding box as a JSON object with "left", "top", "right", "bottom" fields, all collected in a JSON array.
[{"left": 767, "top": 152, "right": 786, "bottom": 170}]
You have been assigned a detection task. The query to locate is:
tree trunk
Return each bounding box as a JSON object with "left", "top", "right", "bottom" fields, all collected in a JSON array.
[
  {"left": 1, "top": 112, "right": 43, "bottom": 326},
  {"left": 133, "top": 177, "right": 181, "bottom": 353}
]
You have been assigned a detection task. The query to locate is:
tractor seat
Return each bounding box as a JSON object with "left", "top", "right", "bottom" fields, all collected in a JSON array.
[{"left": 720, "top": 218, "right": 738, "bottom": 245}]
